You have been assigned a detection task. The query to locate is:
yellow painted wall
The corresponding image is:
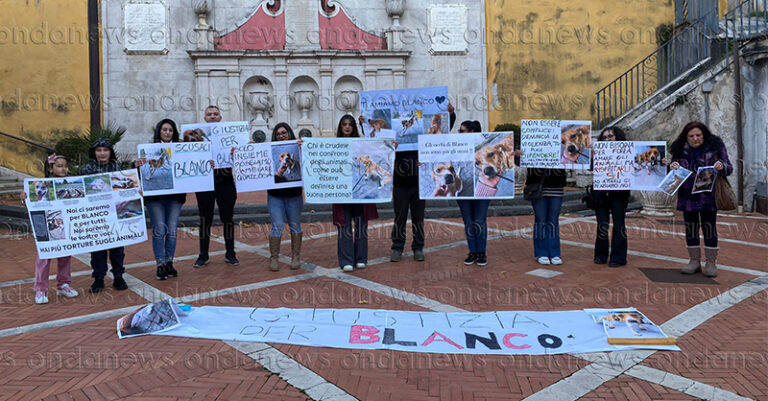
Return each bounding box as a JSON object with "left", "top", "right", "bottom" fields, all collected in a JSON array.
[
  {"left": 0, "top": 0, "right": 92, "bottom": 175},
  {"left": 485, "top": 0, "right": 675, "bottom": 128}
]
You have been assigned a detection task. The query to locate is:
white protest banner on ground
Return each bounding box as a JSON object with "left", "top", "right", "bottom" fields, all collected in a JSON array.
[
  {"left": 302, "top": 138, "right": 395, "bottom": 204},
  {"left": 121, "top": 305, "right": 679, "bottom": 354},
  {"left": 592, "top": 141, "right": 667, "bottom": 191},
  {"left": 520, "top": 119, "right": 592, "bottom": 170},
  {"left": 233, "top": 140, "right": 303, "bottom": 193},
  {"left": 24, "top": 170, "right": 147, "bottom": 259},
  {"left": 180, "top": 121, "right": 250, "bottom": 168},
  {"left": 359, "top": 86, "right": 450, "bottom": 151},
  {"left": 418, "top": 132, "right": 516, "bottom": 199},
  {"left": 658, "top": 167, "right": 692, "bottom": 196},
  {"left": 137, "top": 142, "right": 214, "bottom": 196}
]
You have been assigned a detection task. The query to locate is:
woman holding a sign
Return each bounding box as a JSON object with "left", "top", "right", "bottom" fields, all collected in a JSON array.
[
  {"left": 457, "top": 120, "right": 490, "bottom": 266},
  {"left": 667, "top": 122, "right": 733, "bottom": 277},
  {"left": 592, "top": 127, "right": 630, "bottom": 267},
  {"left": 332, "top": 115, "right": 378, "bottom": 272},
  {"left": 267, "top": 123, "right": 304, "bottom": 271},
  {"left": 135, "top": 119, "right": 186, "bottom": 280},
  {"left": 525, "top": 166, "right": 567, "bottom": 266}
]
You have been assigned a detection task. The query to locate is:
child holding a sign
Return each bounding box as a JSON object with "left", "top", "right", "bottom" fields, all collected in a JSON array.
[
  {"left": 332, "top": 115, "right": 378, "bottom": 272},
  {"left": 79, "top": 137, "right": 129, "bottom": 293},
  {"left": 21, "top": 154, "right": 79, "bottom": 304},
  {"left": 592, "top": 127, "right": 630, "bottom": 267}
]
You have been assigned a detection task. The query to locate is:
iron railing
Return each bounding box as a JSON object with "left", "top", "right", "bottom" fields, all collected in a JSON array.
[
  {"left": 0, "top": 131, "right": 55, "bottom": 153},
  {"left": 725, "top": 0, "right": 768, "bottom": 60}
]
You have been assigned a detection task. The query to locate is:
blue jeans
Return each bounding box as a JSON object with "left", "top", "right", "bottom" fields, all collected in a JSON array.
[
  {"left": 146, "top": 199, "right": 183, "bottom": 265},
  {"left": 531, "top": 196, "right": 563, "bottom": 258},
  {"left": 457, "top": 199, "right": 490, "bottom": 253},
  {"left": 267, "top": 194, "right": 303, "bottom": 237}
]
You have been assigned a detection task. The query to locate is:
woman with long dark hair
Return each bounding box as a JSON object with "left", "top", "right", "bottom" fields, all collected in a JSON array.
[
  {"left": 332, "top": 115, "right": 378, "bottom": 271},
  {"left": 457, "top": 120, "right": 491, "bottom": 266},
  {"left": 592, "top": 127, "right": 630, "bottom": 267},
  {"left": 267, "top": 122, "right": 304, "bottom": 271},
  {"left": 667, "top": 121, "right": 732, "bottom": 277}
]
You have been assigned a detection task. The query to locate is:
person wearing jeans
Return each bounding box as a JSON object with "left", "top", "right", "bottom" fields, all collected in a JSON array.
[
  {"left": 592, "top": 127, "right": 630, "bottom": 267},
  {"left": 526, "top": 168, "right": 567, "bottom": 265},
  {"left": 457, "top": 120, "right": 490, "bottom": 266}
]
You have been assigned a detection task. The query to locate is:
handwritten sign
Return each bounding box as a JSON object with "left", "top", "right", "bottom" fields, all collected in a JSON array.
[
  {"left": 137, "top": 142, "right": 214, "bottom": 196},
  {"left": 180, "top": 121, "right": 250, "bottom": 168},
  {"left": 302, "top": 138, "right": 395, "bottom": 203},
  {"left": 593, "top": 141, "right": 667, "bottom": 191},
  {"left": 520, "top": 119, "right": 592, "bottom": 170},
  {"left": 25, "top": 170, "right": 147, "bottom": 259},
  {"left": 233, "top": 140, "right": 303, "bottom": 193}
]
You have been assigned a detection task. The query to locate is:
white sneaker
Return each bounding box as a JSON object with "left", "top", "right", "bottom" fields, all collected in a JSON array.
[
  {"left": 537, "top": 257, "right": 550, "bottom": 265},
  {"left": 57, "top": 284, "right": 79, "bottom": 298},
  {"left": 550, "top": 257, "right": 563, "bottom": 265},
  {"left": 35, "top": 291, "right": 48, "bottom": 304},
  {"left": 342, "top": 265, "right": 354, "bottom": 272},
  {"left": 355, "top": 263, "right": 366, "bottom": 269}
]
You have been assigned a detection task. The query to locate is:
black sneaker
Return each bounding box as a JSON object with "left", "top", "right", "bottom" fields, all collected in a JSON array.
[
  {"left": 193, "top": 256, "right": 209, "bottom": 268},
  {"left": 156, "top": 264, "right": 168, "bottom": 280},
  {"left": 593, "top": 258, "right": 607, "bottom": 265},
  {"left": 413, "top": 249, "right": 425, "bottom": 262},
  {"left": 225, "top": 254, "right": 240, "bottom": 266},
  {"left": 113, "top": 276, "right": 128, "bottom": 290},
  {"left": 89, "top": 279, "right": 104, "bottom": 294},
  {"left": 463, "top": 252, "right": 477, "bottom": 265},
  {"left": 476, "top": 253, "right": 487, "bottom": 266},
  {"left": 165, "top": 262, "right": 178, "bottom": 278}
]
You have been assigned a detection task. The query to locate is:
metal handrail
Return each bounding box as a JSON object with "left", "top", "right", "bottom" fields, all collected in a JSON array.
[
  {"left": 0, "top": 131, "right": 55, "bottom": 153},
  {"left": 725, "top": 0, "right": 768, "bottom": 60}
]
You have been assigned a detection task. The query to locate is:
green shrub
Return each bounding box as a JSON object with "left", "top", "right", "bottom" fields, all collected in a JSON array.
[{"left": 53, "top": 123, "right": 127, "bottom": 175}]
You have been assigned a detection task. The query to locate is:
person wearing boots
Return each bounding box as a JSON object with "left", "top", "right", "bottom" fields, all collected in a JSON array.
[
  {"left": 192, "top": 105, "right": 239, "bottom": 267},
  {"left": 267, "top": 123, "right": 304, "bottom": 271},
  {"left": 667, "top": 121, "right": 733, "bottom": 277}
]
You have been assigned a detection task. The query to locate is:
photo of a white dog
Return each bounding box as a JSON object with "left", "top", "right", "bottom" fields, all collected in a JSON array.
[
  {"left": 271, "top": 143, "right": 302, "bottom": 183},
  {"left": 351, "top": 140, "right": 396, "bottom": 200}
]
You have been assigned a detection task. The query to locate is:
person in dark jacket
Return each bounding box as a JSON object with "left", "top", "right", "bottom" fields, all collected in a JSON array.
[
  {"left": 193, "top": 105, "right": 239, "bottom": 267},
  {"left": 667, "top": 121, "right": 733, "bottom": 277},
  {"left": 79, "top": 137, "right": 128, "bottom": 293},
  {"left": 525, "top": 167, "right": 567, "bottom": 265},
  {"left": 267, "top": 122, "right": 304, "bottom": 271},
  {"left": 135, "top": 119, "right": 187, "bottom": 280},
  {"left": 334, "top": 115, "right": 378, "bottom": 272},
  {"left": 593, "top": 127, "right": 630, "bottom": 267}
]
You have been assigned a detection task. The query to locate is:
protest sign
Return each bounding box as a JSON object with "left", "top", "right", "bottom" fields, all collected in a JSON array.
[
  {"left": 592, "top": 141, "right": 667, "bottom": 190},
  {"left": 122, "top": 305, "right": 679, "bottom": 354},
  {"left": 658, "top": 167, "right": 692, "bottom": 196},
  {"left": 520, "top": 119, "right": 592, "bottom": 170},
  {"left": 302, "top": 138, "right": 395, "bottom": 204},
  {"left": 137, "top": 142, "right": 214, "bottom": 196},
  {"left": 359, "top": 86, "right": 450, "bottom": 151},
  {"left": 692, "top": 167, "right": 717, "bottom": 194},
  {"left": 25, "top": 170, "right": 147, "bottom": 259},
  {"left": 180, "top": 121, "right": 250, "bottom": 168},
  {"left": 233, "top": 140, "right": 303, "bottom": 193},
  {"left": 585, "top": 308, "right": 677, "bottom": 346},
  {"left": 118, "top": 299, "right": 186, "bottom": 339},
  {"left": 418, "top": 132, "right": 516, "bottom": 199}
]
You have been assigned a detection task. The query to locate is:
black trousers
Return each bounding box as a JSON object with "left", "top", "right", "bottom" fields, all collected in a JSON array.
[
  {"left": 90, "top": 247, "right": 125, "bottom": 280},
  {"left": 683, "top": 210, "right": 718, "bottom": 247},
  {"left": 594, "top": 192, "right": 629, "bottom": 264},
  {"left": 196, "top": 184, "right": 237, "bottom": 257},
  {"left": 391, "top": 185, "right": 425, "bottom": 251}
]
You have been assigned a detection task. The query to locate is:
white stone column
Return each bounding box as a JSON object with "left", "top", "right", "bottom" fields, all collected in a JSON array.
[
  {"left": 195, "top": 70, "right": 211, "bottom": 120},
  {"left": 284, "top": 0, "right": 320, "bottom": 50},
  {"left": 273, "top": 58, "right": 289, "bottom": 125},
  {"left": 227, "top": 69, "right": 241, "bottom": 120}
]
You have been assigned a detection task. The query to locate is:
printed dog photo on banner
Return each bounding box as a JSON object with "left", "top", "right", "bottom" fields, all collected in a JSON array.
[
  {"left": 692, "top": 166, "right": 717, "bottom": 194},
  {"left": 419, "top": 161, "right": 474, "bottom": 198},
  {"left": 111, "top": 171, "right": 139, "bottom": 190},
  {"left": 45, "top": 210, "right": 66, "bottom": 241},
  {"left": 116, "top": 198, "right": 144, "bottom": 220},
  {"left": 632, "top": 144, "right": 666, "bottom": 188},
  {"left": 474, "top": 133, "right": 516, "bottom": 197},
  {"left": 658, "top": 167, "right": 693, "bottom": 196},
  {"left": 560, "top": 123, "right": 592, "bottom": 167},
  {"left": 53, "top": 177, "right": 85, "bottom": 200},
  {"left": 84, "top": 174, "right": 113, "bottom": 196},
  {"left": 28, "top": 180, "right": 54, "bottom": 203},
  {"left": 586, "top": 309, "right": 668, "bottom": 339},
  {"left": 139, "top": 147, "right": 174, "bottom": 191},
  {"left": 351, "top": 140, "right": 395, "bottom": 200},
  {"left": 361, "top": 109, "right": 395, "bottom": 139},
  {"left": 271, "top": 143, "right": 302, "bottom": 183},
  {"left": 29, "top": 210, "right": 49, "bottom": 242},
  {"left": 390, "top": 110, "right": 423, "bottom": 143},
  {"left": 424, "top": 113, "right": 450, "bottom": 135}
]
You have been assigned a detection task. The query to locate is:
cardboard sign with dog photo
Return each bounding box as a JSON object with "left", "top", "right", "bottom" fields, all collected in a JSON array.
[
  {"left": 585, "top": 308, "right": 678, "bottom": 347},
  {"left": 180, "top": 121, "right": 250, "bottom": 169},
  {"left": 520, "top": 119, "right": 592, "bottom": 170},
  {"left": 658, "top": 167, "right": 693, "bottom": 196},
  {"left": 232, "top": 141, "right": 303, "bottom": 193},
  {"left": 418, "top": 132, "right": 516, "bottom": 199},
  {"left": 593, "top": 141, "right": 667, "bottom": 191},
  {"left": 137, "top": 142, "right": 214, "bottom": 196},
  {"left": 359, "top": 86, "right": 450, "bottom": 151},
  {"left": 691, "top": 166, "right": 717, "bottom": 194}
]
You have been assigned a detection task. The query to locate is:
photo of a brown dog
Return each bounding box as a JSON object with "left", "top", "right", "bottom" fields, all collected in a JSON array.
[
  {"left": 475, "top": 133, "right": 515, "bottom": 180},
  {"left": 560, "top": 125, "right": 591, "bottom": 164},
  {"left": 431, "top": 162, "right": 463, "bottom": 197}
]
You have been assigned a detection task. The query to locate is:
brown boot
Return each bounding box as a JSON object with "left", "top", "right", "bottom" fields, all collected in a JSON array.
[
  {"left": 269, "top": 236, "right": 281, "bottom": 271},
  {"left": 681, "top": 246, "right": 701, "bottom": 274},
  {"left": 290, "top": 233, "right": 302, "bottom": 270},
  {"left": 703, "top": 247, "right": 719, "bottom": 277}
]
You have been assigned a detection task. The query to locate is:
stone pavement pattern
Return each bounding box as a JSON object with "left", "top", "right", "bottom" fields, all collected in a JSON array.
[{"left": 0, "top": 211, "right": 766, "bottom": 400}]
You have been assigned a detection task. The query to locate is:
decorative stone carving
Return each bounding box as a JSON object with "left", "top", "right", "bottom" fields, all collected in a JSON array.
[
  {"left": 124, "top": 2, "right": 168, "bottom": 54},
  {"left": 339, "top": 90, "right": 359, "bottom": 114},
  {"left": 294, "top": 90, "right": 315, "bottom": 123},
  {"left": 427, "top": 4, "right": 468, "bottom": 54},
  {"left": 193, "top": 0, "right": 214, "bottom": 50},
  {"left": 385, "top": 0, "right": 405, "bottom": 28}
]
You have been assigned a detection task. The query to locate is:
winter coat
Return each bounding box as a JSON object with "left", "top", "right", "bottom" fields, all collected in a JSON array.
[{"left": 672, "top": 138, "right": 733, "bottom": 212}]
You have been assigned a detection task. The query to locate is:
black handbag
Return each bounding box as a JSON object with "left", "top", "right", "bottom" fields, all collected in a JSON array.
[
  {"left": 582, "top": 186, "right": 597, "bottom": 210},
  {"left": 523, "top": 182, "right": 543, "bottom": 201}
]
